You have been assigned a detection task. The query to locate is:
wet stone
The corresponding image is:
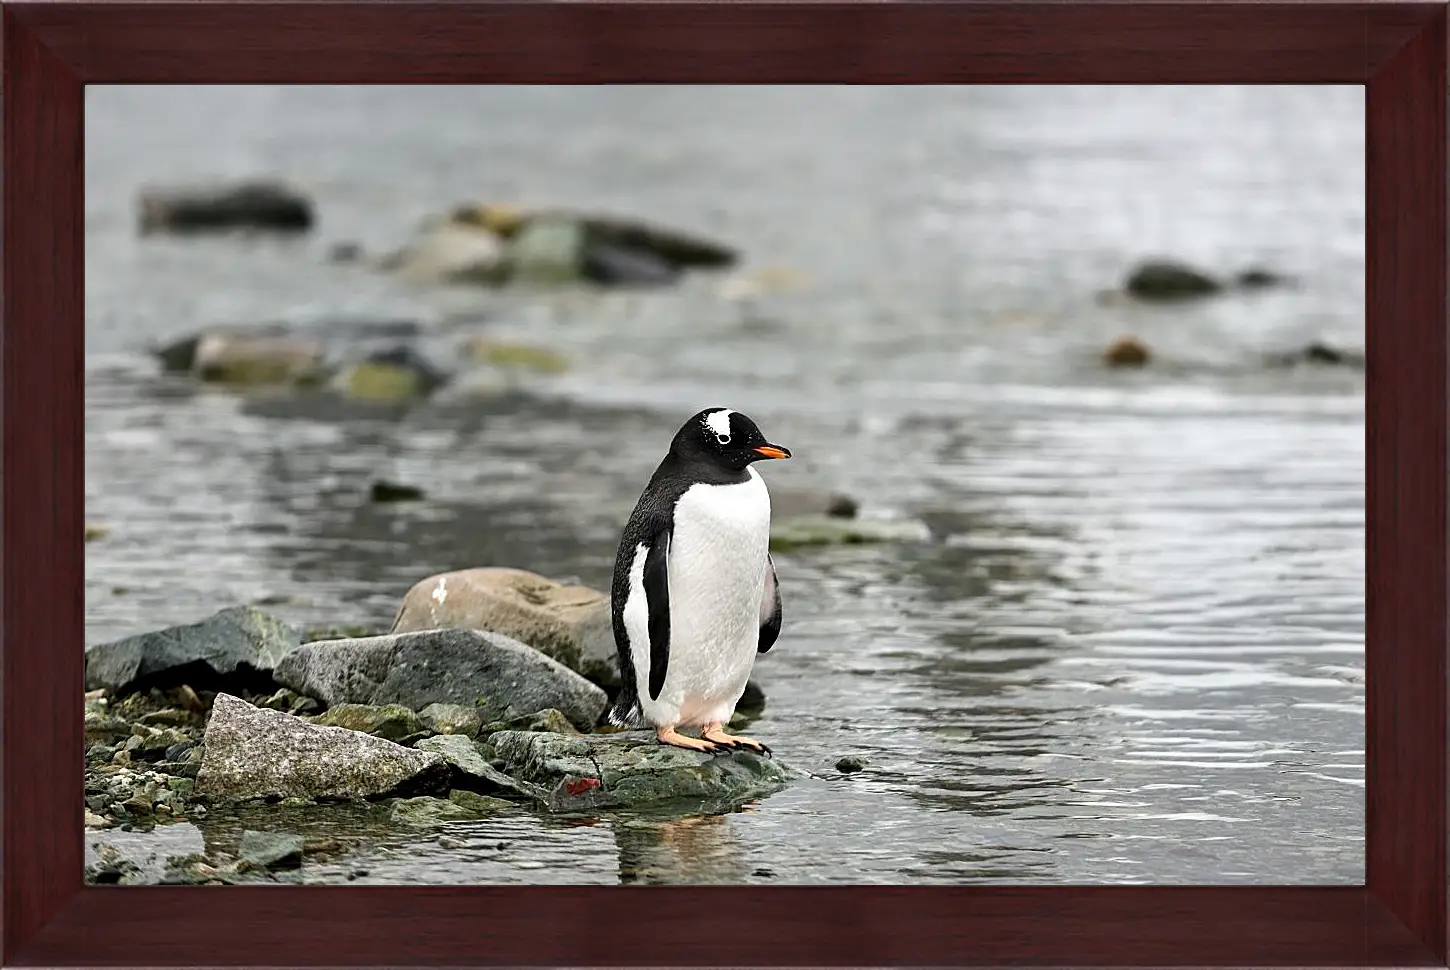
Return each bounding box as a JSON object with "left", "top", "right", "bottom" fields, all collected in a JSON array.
[
  {"left": 238, "top": 830, "right": 304, "bottom": 870},
  {"left": 418, "top": 703, "right": 484, "bottom": 738},
  {"left": 307, "top": 703, "right": 429, "bottom": 744}
]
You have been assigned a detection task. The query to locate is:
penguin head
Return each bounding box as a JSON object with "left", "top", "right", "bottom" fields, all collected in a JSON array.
[{"left": 672, "top": 408, "right": 792, "bottom": 471}]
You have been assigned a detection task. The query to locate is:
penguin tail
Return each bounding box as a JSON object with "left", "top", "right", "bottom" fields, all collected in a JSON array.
[{"left": 601, "top": 694, "right": 648, "bottom": 731}]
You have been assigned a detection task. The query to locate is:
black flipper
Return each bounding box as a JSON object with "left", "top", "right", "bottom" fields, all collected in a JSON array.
[
  {"left": 645, "top": 528, "right": 672, "bottom": 700},
  {"left": 759, "top": 553, "right": 782, "bottom": 654}
]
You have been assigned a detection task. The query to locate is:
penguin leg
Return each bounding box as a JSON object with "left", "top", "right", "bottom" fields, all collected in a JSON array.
[
  {"left": 701, "top": 722, "right": 771, "bottom": 757},
  {"left": 657, "top": 726, "right": 721, "bottom": 753}
]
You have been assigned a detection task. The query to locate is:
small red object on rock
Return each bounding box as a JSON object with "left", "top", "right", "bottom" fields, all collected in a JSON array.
[{"left": 565, "top": 777, "right": 601, "bottom": 796}]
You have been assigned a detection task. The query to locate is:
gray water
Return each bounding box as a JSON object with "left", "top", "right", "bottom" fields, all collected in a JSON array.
[{"left": 85, "top": 86, "right": 1365, "bottom": 885}]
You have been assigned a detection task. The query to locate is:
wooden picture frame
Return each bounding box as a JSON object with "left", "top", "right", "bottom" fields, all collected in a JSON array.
[{"left": 7, "top": 2, "right": 1441, "bottom": 966}]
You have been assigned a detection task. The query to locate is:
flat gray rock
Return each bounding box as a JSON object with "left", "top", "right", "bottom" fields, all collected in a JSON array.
[
  {"left": 274, "top": 628, "right": 607, "bottom": 731},
  {"left": 485, "top": 731, "right": 798, "bottom": 814},
  {"left": 85, "top": 606, "right": 301, "bottom": 696},
  {"left": 195, "top": 693, "right": 448, "bottom": 802}
]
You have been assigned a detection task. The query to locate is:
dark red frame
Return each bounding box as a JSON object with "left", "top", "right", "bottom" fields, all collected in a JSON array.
[{"left": 4, "top": 1, "right": 1443, "bottom": 966}]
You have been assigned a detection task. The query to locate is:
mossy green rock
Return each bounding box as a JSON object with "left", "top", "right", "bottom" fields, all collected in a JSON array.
[
  {"left": 334, "top": 360, "right": 430, "bottom": 401},
  {"left": 419, "top": 703, "right": 484, "bottom": 738},
  {"left": 448, "top": 789, "right": 516, "bottom": 814},
  {"left": 465, "top": 338, "right": 570, "bottom": 374},
  {"left": 480, "top": 708, "right": 577, "bottom": 736},
  {"left": 770, "top": 516, "right": 928, "bottom": 552},
  {"left": 307, "top": 703, "right": 428, "bottom": 743},
  {"left": 484, "top": 731, "right": 798, "bottom": 814},
  {"left": 389, "top": 794, "right": 510, "bottom": 825}
]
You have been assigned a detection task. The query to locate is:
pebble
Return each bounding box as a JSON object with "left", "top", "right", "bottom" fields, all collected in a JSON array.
[
  {"left": 835, "top": 755, "right": 869, "bottom": 774},
  {"left": 1103, "top": 336, "right": 1150, "bottom": 368}
]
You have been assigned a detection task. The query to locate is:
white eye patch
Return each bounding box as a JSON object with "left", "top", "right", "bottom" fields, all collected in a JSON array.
[
  {"left": 715, "top": 433, "right": 732, "bottom": 445},
  {"left": 703, "top": 409, "right": 735, "bottom": 439}
]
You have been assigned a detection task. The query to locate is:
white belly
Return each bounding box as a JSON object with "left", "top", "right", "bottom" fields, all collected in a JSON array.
[{"left": 639, "top": 468, "right": 771, "bottom": 728}]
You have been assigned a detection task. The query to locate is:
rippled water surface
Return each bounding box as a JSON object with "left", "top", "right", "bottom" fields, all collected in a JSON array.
[{"left": 86, "top": 86, "right": 1365, "bottom": 884}]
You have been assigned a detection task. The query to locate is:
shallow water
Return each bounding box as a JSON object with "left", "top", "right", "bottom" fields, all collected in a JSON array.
[{"left": 85, "top": 85, "right": 1364, "bottom": 884}]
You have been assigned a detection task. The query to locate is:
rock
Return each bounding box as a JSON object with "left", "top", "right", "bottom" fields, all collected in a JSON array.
[
  {"left": 369, "top": 480, "right": 426, "bottom": 503},
  {"left": 389, "top": 568, "right": 618, "bottom": 687},
  {"left": 190, "top": 333, "right": 328, "bottom": 386},
  {"left": 769, "top": 516, "right": 929, "bottom": 552},
  {"left": 85, "top": 606, "right": 301, "bottom": 697},
  {"left": 379, "top": 219, "right": 508, "bottom": 285},
  {"left": 454, "top": 203, "right": 738, "bottom": 284},
  {"left": 485, "top": 730, "right": 797, "bottom": 814},
  {"left": 255, "top": 688, "right": 320, "bottom": 716},
  {"left": 274, "top": 628, "right": 608, "bottom": 730},
  {"left": 413, "top": 733, "right": 546, "bottom": 803},
  {"left": 238, "top": 830, "right": 304, "bottom": 869},
  {"left": 85, "top": 711, "right": 134, "bottom": 744},
  {"left": 389, "top": 794, "right": 510, "bottom": 825},
  {"left": 129, "top": 724, "right": 195, "bottom": 759},
  {"left": 1123, "top": 259, "right": 1223, "bottom": 301},
  {"left": 448, "top": 790, "right": 517, "bottom": 814},
  {"left": 331, "top": 346, "right": 447, "bottom": 402},
  {"left": 418, "top": 703, "right": 483, "bottom": 738},
  {"left": 481, "top": 708, "right": 577, "bottom": 736},
  {"left": 328, "top": 241, "right": 365, "bottom": 263},
  {"left": 1234, "top": 267, "right": 1292, "bottom": 290},
  {"left": 136, "top": 707, "right": 197, "bottom": 728},
  {"left": 581, "top": 240, "right": 680, "bottom": 287},
  {"left": 1103, "top": 336, "right": 1151, "bottom": 368},
  {"left": 835, "top": 755, "right": 869, "bottom": 774},
  {"left": 462, "top": 337, "right": 570, "bottom": 375},
  {"left": 737, "top": 680, "right": 766, "bottom": 714},
  {"left": 137, "top": 180, "right": 313, "bottom": 235},
  {"left": 502, "top": 216, "right": 589, "bottom": 284},
  {"left": 302, "top": 624, "right": 378, "bottom": 643},
  {"left": 195, "top": 693, "right": 449, "bottom": 802},
  {"left": 85, "top": 524, "right": 110, "bottom": 543},
  {"left": 307, "top": 703, "right": 429, "bottom": 744},
  {"left": 576, "top": 212, "right": 739, "bottom": 270},
  {"left": 84, "top": 809, "right": 113, "bottom": 830},
  {"left": 771, "top": 488, "right": 859, "bottom": 521},
  {"left": 1266, "top": 341, "right": 1366, "bottom": 370},
  {"left": 163, "top": 740, "right": 197, "bottom": 762}
]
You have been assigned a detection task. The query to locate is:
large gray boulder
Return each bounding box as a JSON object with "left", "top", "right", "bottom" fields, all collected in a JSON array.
[
  {"left": 390, "top": 568, "right": 618, "bottom": 686},
  {"left": 85, "top": 607, "right": 301, "bottom": 696},
  {"left": 484, "top": 731, "right": 798, "bottom": 814},
  {"left": 273, "top": 628, "right": 608, "bottom": 731},
  {"left": 195, "top": 693, "right": 448, "bottom": 802}
]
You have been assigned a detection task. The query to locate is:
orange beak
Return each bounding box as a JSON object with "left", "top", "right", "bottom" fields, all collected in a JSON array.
[{"left": 753, "top": 445, "right": 791, "bottom": 460}]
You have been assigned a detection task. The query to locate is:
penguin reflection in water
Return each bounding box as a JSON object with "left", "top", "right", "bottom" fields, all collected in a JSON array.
[{"left": 605, "top": 408, "right": 790, "bottom": 754}]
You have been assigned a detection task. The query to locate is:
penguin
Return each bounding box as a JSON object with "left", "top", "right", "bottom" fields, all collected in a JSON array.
[{"left": 605, "top": 408, "right": 791, "bottom": 754}]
